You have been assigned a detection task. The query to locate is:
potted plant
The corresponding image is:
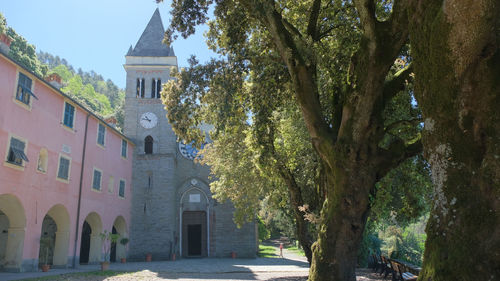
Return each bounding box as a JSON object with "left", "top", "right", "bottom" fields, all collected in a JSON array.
[
  {"left": 119, "top": 237, "right": 129, "bottom": 263},
  {"left": 41, "top": 247, "right": 50, "bottom": 272},
  {"left": 39, "top": 237, "right": 51, "bottom": 272},
  {"left": 100, "top": 230, "right": 119, "bottom": 271}
]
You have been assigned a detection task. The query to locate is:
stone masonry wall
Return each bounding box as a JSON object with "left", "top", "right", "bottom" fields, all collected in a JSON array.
[{"left": 124, "top": 56, "right": 256, "bottom": 261}]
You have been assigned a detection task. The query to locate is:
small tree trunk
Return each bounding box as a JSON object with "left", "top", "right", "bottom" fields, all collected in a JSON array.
[
  {"left": 409, "top": 1, "right": 500, "bottom": 280},
  {"left": 278, "top": 164, "right": 315, "bottom": 263}
]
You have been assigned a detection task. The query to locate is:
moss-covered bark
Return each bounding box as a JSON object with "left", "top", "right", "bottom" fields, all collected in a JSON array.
[
  {"left": 308, "top": 156, "right": 377, "bottom": 281},
  {"left": 409, "top": 1, "right": 500, "bottom": 280}
]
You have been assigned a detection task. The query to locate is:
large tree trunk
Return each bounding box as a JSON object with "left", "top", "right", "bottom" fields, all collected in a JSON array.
[
  {"left": 309, "top": 158, "right": 377, "bottom": 281},
  {"left": 409, "top": 1, "right": 500, "bottom": 280}
]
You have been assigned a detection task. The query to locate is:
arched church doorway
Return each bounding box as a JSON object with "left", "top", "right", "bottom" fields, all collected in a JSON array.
[
  {"left": 0, "top": 194, "right": 26, "bottom": 272},
  {"left": 182, "top": 211, "right": 207, "bottom": 257},
  {"left": 111, "top": 216, "right": 127, "bottom": 262},
  {"left": 38, "top": 204, "right": 70, "bottom": 268},
  {"left": 79, "top": 212, "right": 102, "bottom": 264}
]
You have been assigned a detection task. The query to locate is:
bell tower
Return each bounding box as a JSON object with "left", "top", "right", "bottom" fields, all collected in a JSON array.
[
  {"left": 123, "top": 8, "right": 177, "bottom": 144},
  {"left": 123, "top": 8, "right": 180, "bottom": 260},
  {"left": 124, "top": 9, "right": 257, "bottom": 261}
]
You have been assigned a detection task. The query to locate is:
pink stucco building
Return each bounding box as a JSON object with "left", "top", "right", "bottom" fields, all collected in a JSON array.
[{"left": 0, "top": 39, "right": 133, "bottom": 272}]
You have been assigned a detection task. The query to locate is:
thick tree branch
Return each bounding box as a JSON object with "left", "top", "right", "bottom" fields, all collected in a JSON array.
[
  {"left": 375, "top": 0, "right": 411, "bottom": 65},
  {"left": 307, "top": 0, "right": 322, "bottom": 41},
  {"left": 353, "top": 0, "right": 377, "bottom": 43},
  {"left": 382, "top": 63, "right": 413, "bottom": 104},
  {"left": 242, "top": 0, "right": 337, "bottom": 169},
  {"left": 376, "top": 138, "right": 423, "bottom": 179},
  {"left": 282, "top": 18, "right": 304, "bottom": 38},
  {"left": 387, "top": 0, "right": 411, "bottom": 39}
]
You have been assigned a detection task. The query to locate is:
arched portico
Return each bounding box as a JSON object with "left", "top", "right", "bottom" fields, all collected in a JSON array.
[
  {"left": 0, "top": 194, "right": 26, "bottom": 272},
  {"left": 38, "top": 204, "right": 70, "bottom": 268},
  {"left": 79, "top": 212, "right": 102, "bottom": 264}
]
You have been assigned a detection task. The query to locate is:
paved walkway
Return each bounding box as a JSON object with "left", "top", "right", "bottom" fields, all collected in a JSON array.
[
  {"left": 0, "top": 244, "right": 383, "bottom": 280},
  {"left": 0, "top": 257, "right": 309, "bottom": 281}
]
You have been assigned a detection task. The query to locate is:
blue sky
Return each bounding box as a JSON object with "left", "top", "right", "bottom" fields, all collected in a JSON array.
[{"left": 1, "top": 0, "right": 217, "bottom": 88}]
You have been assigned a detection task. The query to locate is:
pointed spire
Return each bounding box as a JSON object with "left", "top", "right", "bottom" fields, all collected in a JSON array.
[
  {"left": 126, "top": 45, "right": 133, "bottom": 56},
  {"left": 127, "top": 8, "right": 174, "bottom": 57}
]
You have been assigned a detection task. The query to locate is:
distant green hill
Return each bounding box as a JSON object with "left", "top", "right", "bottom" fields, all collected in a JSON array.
[{"left": 37, "top": 51, "right": 125, "bottom": 129}]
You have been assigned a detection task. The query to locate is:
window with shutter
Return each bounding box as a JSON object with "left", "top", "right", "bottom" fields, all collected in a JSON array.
[
  {"left": 16, "top": 73, "right": 37, "bottom": 105},
  {"left": 119, "top": 180, "right": 125, "bottom": 198},
  {"left": 57, "top": 156, "right": 70, "bottom": 180},
  {"left": 6, "top": 137, "right": 28, "bottom": 166},
  {"left": 97, "top": 123, "right": 106, "bottom": 146},
  {"left": 121, "top": 139, "right": 127, "bottom": 158},
  {"left": 92, "top": 169, "right": 102, "bottom": 191},
  {"left": 63, "top": 102, "right": 75, "bottom": 128}
]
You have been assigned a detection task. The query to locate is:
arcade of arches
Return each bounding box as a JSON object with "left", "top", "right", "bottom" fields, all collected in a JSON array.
[
  {"left": 0, "top": 194, "right": 26, "bottom": 272},
  {"left": 0, "top": 194, "right": 128, "bottom": 272}
]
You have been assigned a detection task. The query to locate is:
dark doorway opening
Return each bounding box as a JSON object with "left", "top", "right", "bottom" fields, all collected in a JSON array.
[
  {"left": 38, "top": 215, "right": 56, "bottom": 267},
  {"left": 79, "top": 221, "right": 91, "bottom": 264},
  {"left": 110, "top": 226, "right": 117, "bottom": 262},
  {"left": 187, "top": 224, "right": 202, "bottom": 256},
  {"left": 182, "top": 211, "right": 207, "bottom": 257}
]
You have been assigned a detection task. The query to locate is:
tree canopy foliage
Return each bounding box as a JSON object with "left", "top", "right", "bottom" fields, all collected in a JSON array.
[
  {"left": 5, "top": 25, "right": 48, "bottom": 77},
  {"left": 0, "top": 13, "right": 6, "bottom": 35},
  {"left": 161, "top": 1, "right": 499, "bottom": 280},
  {"left": 160, "top": 1, "right": 424, "bottom": 279},
  {"left": 38, "top": 52, "right": 126, "bottom": 128}
]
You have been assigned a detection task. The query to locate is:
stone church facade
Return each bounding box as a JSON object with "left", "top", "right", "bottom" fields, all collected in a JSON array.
[{"left": 123, "top": 9, "right": 257, "bottom": 260}]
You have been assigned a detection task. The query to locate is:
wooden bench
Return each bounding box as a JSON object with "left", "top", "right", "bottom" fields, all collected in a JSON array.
[
  {"left": 380, "top": 255, "right": 395, "bottom": 278},
  {"left": 390, "top": 259, "right": 418, "bottom": 281}
]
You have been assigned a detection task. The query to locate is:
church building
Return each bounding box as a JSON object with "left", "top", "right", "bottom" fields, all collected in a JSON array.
[
  {"left": 123, "top": 9, "right": 256, "bottom": 260},
  {"left": 0, "top": 8, "right": 255, "bottom": 273}
]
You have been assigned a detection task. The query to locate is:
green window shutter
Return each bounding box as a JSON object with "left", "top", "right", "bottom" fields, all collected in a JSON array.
[
  {"left": 93, "top": 170, "right": 102, "bottom": 190},
  {"left": 98, "top": 124, "right": 105, "bottom": 145},
  {"left": 121, "top": 139, "right": 127, "bottom": 158},
  {"left": 63, "top": 103, "right": 75, "bottom": 128},
  {"left": 119, "top": 180, "right": 125, "bottom": 198},
  {"left": 58, "top": 157, "right": 70, "bottom": 179}
]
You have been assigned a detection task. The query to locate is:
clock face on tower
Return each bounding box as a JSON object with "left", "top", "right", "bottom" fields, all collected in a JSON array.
[{"left": 140, "top": 112, "right": 158, "bottom": 129}]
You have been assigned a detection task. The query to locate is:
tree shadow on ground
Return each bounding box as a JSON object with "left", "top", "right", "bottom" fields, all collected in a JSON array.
[{"left": 267, "top": 277, "right": 307, "bottom": 281}]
